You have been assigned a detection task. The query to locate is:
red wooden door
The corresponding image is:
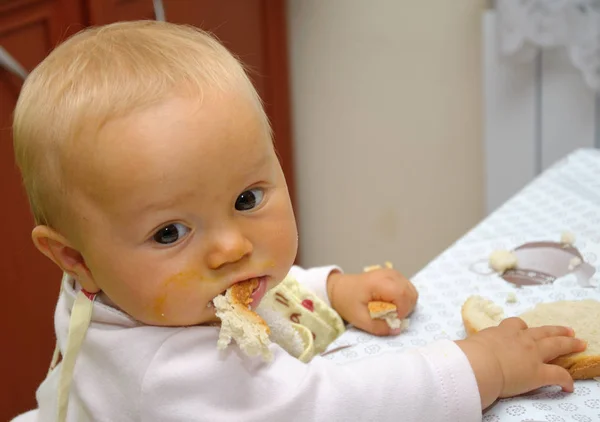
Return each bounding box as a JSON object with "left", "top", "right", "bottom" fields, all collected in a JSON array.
[
  {"left": 0, "top": 2, "right": 85, "bottom": 420},
  {"left": 86, "top": 0, "right": 156, "bottom": 24}
]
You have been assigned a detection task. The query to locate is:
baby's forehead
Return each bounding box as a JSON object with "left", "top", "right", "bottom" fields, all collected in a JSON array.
[{"left": 67, "top": 95, "right": 272, "bottom": 210}]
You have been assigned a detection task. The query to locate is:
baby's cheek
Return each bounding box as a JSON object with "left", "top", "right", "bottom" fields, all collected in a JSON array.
[
  {"left": 266, "top": 209, "right": 298, "bottom": 258},
  {"left": 152, "top": 270, "right": 203, "bottom": 319},
  {"left": 276, "top": 224, "right": 298, "bottom": 268}
]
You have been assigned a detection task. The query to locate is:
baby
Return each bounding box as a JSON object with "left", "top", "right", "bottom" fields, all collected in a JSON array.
[{"left": 13, "top": 21, "right": 585, "bottom": 422}]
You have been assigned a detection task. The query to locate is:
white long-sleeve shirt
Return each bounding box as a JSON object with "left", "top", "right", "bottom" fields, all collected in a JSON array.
[{"left": 33, "top": 266, "right": 482, "bottom": 421}]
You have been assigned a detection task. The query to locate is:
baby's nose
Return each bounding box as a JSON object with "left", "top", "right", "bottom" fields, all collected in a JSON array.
[{"left": 205, "top": 230, "right": 253, "bottom": 270}]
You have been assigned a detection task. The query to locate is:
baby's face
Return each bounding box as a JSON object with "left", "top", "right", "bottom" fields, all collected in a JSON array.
[{"left": 69, "top": 93, "right": 298, "bottom": 326}]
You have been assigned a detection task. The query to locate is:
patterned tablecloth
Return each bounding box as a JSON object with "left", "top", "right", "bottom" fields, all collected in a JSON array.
[{"left": 324, "top": 149, "right": 600, "bottom": 422}]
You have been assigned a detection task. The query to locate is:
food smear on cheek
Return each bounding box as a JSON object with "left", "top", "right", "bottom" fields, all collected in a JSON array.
[
  {"left": 260, "top": 259, "right": 276, "bottom": 269},
  {"left": 153, "top": 270, "right": 206, "bottom": 319}
]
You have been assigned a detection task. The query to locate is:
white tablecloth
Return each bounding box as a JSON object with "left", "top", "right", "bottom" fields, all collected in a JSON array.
[{"left": 324, "top": 149, "right": 600, "bottom": 421}]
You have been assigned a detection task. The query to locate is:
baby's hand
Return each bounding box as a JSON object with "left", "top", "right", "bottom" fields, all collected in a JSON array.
[
  {"left": 457, "top": 317, "right": 587, "bottom": 409},
  {"left": 327, "top": 268, "right": 418, "bottom": 336}
]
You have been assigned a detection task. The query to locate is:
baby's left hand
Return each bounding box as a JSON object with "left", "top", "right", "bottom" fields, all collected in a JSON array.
[{"left": 327, "top": 268, "right": 418, "bottom": 336}]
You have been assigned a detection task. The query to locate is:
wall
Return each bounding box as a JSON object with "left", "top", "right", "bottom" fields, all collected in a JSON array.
[
  {"left": 287, "top": 0, "right": 487, "bottom": 276},
  {"left": 483, "top": 9, "right": 600, "bottom": 214}
]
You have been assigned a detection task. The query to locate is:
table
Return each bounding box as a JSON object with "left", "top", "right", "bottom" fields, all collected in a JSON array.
[{"left": 324, "top": 148, "right": 600, "bottom": 421}]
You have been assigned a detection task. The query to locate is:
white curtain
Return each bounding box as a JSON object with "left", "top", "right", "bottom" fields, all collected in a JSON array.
[{"left": 497, "top": 0, "right": 600, "bottom": 91}]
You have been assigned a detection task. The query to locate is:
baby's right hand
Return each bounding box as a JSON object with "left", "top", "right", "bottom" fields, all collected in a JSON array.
[{"left": 456, "top": 317, "right": 587, "bottom": 409}]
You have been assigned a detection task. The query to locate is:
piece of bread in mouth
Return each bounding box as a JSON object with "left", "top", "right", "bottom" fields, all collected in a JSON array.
[
  {"left": 213, "top": 278, "right": 272, "bottom": 361},
  {"left": 461, "top": 295, "right": 600, "bottom": 380},
  {"left": 368, "top": 301, "right": 410, "bottom": 331}
]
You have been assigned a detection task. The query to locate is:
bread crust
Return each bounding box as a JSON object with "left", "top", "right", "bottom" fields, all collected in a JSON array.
[
  {"left": 368, "top": 301, "right": 397, "bottom": 318},
  {"left": 461, "top": 310, "right": 479, "bottom": 337},
  {"left": 553, "top": 355, "right": 600, "bottom": 380}
]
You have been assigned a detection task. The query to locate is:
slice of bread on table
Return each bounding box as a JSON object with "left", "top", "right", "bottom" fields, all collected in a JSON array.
[{"left": 461, "top": 295, "right": 600, "bottom": 380}]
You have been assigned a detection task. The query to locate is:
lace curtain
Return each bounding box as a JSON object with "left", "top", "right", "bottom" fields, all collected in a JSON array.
[{"left": 497, "top": 0, "right": 600, "bottom": 91}]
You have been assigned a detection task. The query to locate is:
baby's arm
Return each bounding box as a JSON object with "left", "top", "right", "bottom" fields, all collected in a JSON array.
[
  {"left": 289, "top": 265, "right": 418, "bottom": 336},
  {"left": 287, "top": 265, "right": 341, "bottom": 307},
  {"left": 287, "top": 265, "right": 585, "bottom": 409},
  {"left": 141, "top": 330, "right": 481, "bottom": 421},
  {"left": 456, "top": 317, "right": 586, "bottom": 409}
]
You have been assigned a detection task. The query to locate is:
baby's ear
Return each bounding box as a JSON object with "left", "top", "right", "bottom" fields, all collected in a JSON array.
[{"left": 31, "top": 225, "right": 100, "bottom": 293}]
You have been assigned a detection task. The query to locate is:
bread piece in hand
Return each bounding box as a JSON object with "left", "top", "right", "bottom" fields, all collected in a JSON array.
[
  {"left": 363, "top": 261, "right": 393, "bottom": 273},
  {"left": 364, "top": 263, "right": 410, "bottom": 331},
  {"left": 213, "top": 279, "right": 272, "bottom": 361},
  {"left": 461, "top": 295, "right": 600, "bottom": 380},
  {"left": 368, "top": 301, "right": 410, "bottom": 331}
]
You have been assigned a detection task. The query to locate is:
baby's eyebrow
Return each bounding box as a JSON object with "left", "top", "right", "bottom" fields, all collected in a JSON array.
[
  {"left": 228, "top": 152, "right": 270, "bottom": 183},
  {"left": 137, "top": 189, "right": 196, "bottom": 214},
  {"left": 245, "top": 151, "right": 272, "bottom": 174}
]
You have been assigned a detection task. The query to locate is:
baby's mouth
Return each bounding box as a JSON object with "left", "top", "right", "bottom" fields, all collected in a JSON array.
[
  {"left": 248, "top": 276, "right": 268, "bottom": 309},
  {"left": 208, "top": 276, "right": 269, "bottom": 309}
]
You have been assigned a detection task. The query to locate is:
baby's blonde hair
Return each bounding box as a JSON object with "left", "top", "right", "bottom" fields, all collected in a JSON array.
[{"left": 13, "top": 20, "right": 269, "bottom": 228}]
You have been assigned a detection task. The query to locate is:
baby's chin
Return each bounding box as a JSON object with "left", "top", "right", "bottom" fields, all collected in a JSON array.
[
  {"left": 128, "top": 307, "right": 218, "bottom": 327},
  {"left": 98, "top": 290, "right": 221, "bottom": 327},
  {"left": 266, "top": 275, "right": 284, "bottom": 292}
]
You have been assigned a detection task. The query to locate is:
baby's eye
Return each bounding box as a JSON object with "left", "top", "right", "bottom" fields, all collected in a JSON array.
[
  {"left": 153, "top": 223, "right": 190, "bottom": 245},
  {"left": 235, "top": 188, "right": 265, "bottom": 211}
]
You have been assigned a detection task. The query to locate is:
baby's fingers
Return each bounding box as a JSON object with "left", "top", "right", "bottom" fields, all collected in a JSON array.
[
  {"left": 537, "top": 336, "right": 587, "bottom": 362},
  {"left": 529, "top": 325, "right": 574, "bottom": 340},
  {"left": 540, "top": 364, "right": 575, "bottom": 393},
  {"left": 353, "top": 311, "right": 395, "bottom": 337},
  {"left": 499, "top": 317, "right": 528, "bottom": 331}
]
